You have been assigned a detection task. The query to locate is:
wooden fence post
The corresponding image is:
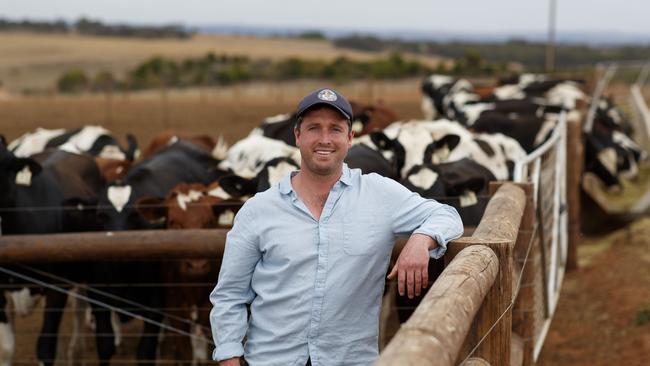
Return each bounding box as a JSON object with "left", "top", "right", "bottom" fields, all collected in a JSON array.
[
  {"left": 510, "top": 184, "right": 537, "bottom": 366},
  {"left": 566, "top": 115, "right": 583, "bottom": 270},
  {"left": 445, "top": 183, "right": 525, "bottom": 366}
]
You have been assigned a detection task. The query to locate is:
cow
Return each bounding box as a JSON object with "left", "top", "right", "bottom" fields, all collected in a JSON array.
[
  {"left": 8, "top": 125, "right": 139, "bottom": 162},
  {"left": 216, "top": 157, "right": 301, "bottom": 199},
  {"left": 222, "top": 134, "right": 301, "bottom": 178},
  {"left": 90, "top": 139, "right": 231, "bottom": 365},
  {"left": 0, "top": 137, "right": 105, "bottom": 366},
  {"left": 585, "top": 125, "right": 646, "bottom": 189},
  {"left": 593, "top": 96, "right": 634, "bottom": 135},
  {"left": 400, "top": 158, "right": 496, "bottom": 226},
  {"left": 469, "top": 111, "right": 558, "bottom": 153},
  {"left": 491, "top": 76, "right": 586, "bottom": 110},
  {"left": 250, "top": 101, "right": 400, "bottom": 146},
  {"left": 349, "top": 100, "right": 400, "bottom": 135},
  {"left": 345, "top": 143, "right": 400, "bottom": 180},
  {"left": 369, "top": 120, "right": 519, "bottom": 180},
  {"left": 142, "top": 130, "right": 228, "bottom": 160},
  {"left": 421, "top": 75, "right": 478, "bottom": 120},
  {"left": 135, "top": 182, "right": 242, "bottom": 364}
]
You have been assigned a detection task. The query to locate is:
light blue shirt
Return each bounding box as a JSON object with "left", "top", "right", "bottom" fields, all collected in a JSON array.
[{"left": 210, "top": 164, "right": 463, "bottom": 366}]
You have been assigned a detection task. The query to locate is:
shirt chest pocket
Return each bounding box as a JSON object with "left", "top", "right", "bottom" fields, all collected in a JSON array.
[{"left": 342, "top": 216, "right": 377, "bottom": 256}]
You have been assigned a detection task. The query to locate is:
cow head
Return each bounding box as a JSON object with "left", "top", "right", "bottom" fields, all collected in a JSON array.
[
  {"left": 424, "top": 134, "right": 461, "bottom": 164},
  {"left": 594, "top": 96, "right": 634, "bottom": 136},
  {"left": 94, "top": 157, "right": 131, "bottom": 182},
  {"left": 401, "top": 159, "right": 495, "bottom": 226},
  {"left": 96, "top": 183, "right": 143, "bottom": 231},
  {"left": 369, "top": 131, "right": 405, "bottom": 175},
  {"left": 585, "top": 129, "right": 646, "bottom": 189},
  {"left": 218, "top": 157, "right": 299, "bottom": 197},
  {"left": 0, "top": 140, "right": 42, "bottom": 207},
  {"left": 135, "top": 182, "right": 240, "bottom": 278},
  {"left": 421, "top": 75, "right": 455, "bottom": 120}
]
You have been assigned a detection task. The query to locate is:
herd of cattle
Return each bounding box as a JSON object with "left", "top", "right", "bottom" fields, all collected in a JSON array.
[{"left": 0, "top": 73, "right": 646, "bottom": 365}]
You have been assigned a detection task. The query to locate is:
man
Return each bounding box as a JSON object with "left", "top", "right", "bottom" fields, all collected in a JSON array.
[{"left": 210, "top": 88, "right": 463, "bottom": 366}]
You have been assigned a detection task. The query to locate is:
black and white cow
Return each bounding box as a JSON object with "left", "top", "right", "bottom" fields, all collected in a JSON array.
[
  {"left": 491, "top": 75, "right": 586, "bottom": 110},
  {"left": 369, "top": 120, "right": 523, "bottom": 181},
  {"left": 421, "top": 75, "right": 479, "bottom": 120},
  {"left": 8, "top": 125, "right": 139, "bottom": 161},
  {"left": 217, "top": 156, "right": 301, "bottom": 199},
  {"left": 400, "top": 158, "right": 496, "bottom": 226},
  {"left": 345, "top": 143, "right": 400, "bottom": 180},
  {"left": 0, "top": 137, "right": 105, "bottom": 366},
  {"left": 469, "top": 111, "right": 558, "bottom": 153},
  {"left": 90, "top": 139, "right": 230, "bottom": 365},
  {"left": 223, "top": 134, "right": 301, "bottom": 178}
]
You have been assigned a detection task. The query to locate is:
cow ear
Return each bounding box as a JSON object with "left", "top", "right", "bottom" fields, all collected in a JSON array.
[
  {"left": 369, "top": 131, "right": 394, "bottom": 151},
  {"left": 125, "top": 134, "right": 140, "bottom": 161},
  {"left": 12, "top": 158, "right": 42, "bottom": 176},
  {"left": 211, "top": 200, "right": 241, "bottom": 228},
  {"left": 218, "top": 174, "right": 258, "bottom": 198},
  {"left": 437, "top": 134, "right": 461, "bottom": 151},
  {"left": 463, "top": 177, "right": 489, "bottom": 194},
  {"left": 134, "top": 196, "right": 167, "bottom": 224},
  {"left": 0, "top": 135, "right": 6, "bottom": 146}
]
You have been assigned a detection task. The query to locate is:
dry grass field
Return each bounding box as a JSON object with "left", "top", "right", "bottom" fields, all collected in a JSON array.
[{"left": 0, "top": 32, "right": 445, "bottom": 93}]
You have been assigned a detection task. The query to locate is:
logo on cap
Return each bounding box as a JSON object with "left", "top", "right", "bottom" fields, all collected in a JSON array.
[{"left": 317, "top": 89, "right": 338, "bottom": 102}]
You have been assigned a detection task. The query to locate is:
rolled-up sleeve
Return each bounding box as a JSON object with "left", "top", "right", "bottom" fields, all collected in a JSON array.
[
  {"left": 380, "top": 176, "right": 464, "bottom": 258},
  {"left": 210, "top": 202, "right": 261, "bottom": 361}
]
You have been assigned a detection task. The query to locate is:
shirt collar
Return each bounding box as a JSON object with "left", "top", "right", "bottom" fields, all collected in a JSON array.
[{"left": 278, "top": 163, "right": 354, "bottom": 196}]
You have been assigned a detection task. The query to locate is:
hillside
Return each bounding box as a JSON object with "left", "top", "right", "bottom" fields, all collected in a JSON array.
[{"left": 0, "top": 32, "right": 445, "bottom": 93}]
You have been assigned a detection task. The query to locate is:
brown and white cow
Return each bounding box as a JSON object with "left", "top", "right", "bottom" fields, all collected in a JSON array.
[
  {"left": 142, "top": 130, "right": 228, "bottom": 161},
  {"left": 136, "top": 182, "right": 242, "bottom": 364}
]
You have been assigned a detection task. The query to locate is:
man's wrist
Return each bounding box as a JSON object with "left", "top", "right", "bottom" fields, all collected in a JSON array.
[{"left": 411, "top": 233, "right": 438, "bottom": 250}]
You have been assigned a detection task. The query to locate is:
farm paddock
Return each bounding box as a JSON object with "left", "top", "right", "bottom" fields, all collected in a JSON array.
[{"left": 1, "top": 80, "right": 649, "bottom": 365}]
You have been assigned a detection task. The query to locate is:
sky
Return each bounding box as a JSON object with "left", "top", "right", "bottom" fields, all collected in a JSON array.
[{"left": 2, "top": 0, "right": 649, "bottom": 35}]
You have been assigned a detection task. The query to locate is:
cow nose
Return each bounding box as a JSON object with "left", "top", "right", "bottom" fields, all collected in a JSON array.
[{"left": 183, "top": 259, "right": 210, "bottom": 276}]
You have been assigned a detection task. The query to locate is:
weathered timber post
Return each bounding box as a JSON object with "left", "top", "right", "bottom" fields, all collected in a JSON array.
[
  {"left": 375, "top": 245, "right": 499, "bottom": 366},
  {"left": 566, "top": 115, "right": 583, "bottom": 270},
  {"left": 509, "top": 184, "right": 536, "bottom": 366},
  {"left": 446, "top": 183, "right": 526, "bottom": 366}
]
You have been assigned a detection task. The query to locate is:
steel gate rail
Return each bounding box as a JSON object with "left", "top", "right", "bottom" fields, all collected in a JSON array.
[{"left": 514, "top": 111, "right": 568, "bottom": 361}]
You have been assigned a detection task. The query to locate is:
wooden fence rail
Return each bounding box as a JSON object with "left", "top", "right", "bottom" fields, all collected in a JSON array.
[{"left": 0, "top": 230, "right": 410, "bottom": 263}]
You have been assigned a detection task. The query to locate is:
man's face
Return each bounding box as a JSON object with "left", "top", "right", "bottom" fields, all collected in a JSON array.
[{"left": 294, "top": 107, "right": 353, "bottom": 177}]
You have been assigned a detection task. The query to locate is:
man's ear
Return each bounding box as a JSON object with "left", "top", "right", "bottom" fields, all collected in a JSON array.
[{"left": 294, "top": 125, "right": 301, "bottom": 147}]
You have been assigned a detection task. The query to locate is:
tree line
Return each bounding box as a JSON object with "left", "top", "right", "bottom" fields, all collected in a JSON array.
[
  {"left": 56, "top": 52, "right": 506, "bottom": 93},
  {"left": 0, "top": 17, "right": 190, "bottom": 39},
  {"left": 333, "top": 36, "right": 650, "bottom": 69}
]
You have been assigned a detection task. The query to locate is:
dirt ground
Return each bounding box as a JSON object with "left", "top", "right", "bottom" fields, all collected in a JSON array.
[
  {"left": 537, "top": 219, "right": 650, "bottom": 366},
  {"left": 2, "top": 89, "right": 650, "bottom": 365}
]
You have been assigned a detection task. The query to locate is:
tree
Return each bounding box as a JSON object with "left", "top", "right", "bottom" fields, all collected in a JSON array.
[{"left": 57, "top": 69, "right": 89, "bottom": 93}]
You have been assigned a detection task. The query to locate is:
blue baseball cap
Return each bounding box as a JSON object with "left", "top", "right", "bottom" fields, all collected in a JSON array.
[{"left": 295, "top": 88, "right": 353, "bottom": 121}]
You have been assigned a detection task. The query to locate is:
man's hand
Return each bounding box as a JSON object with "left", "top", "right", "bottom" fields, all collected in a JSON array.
[
  {"left": 219, "top": 357, "right": 241, "bottom": 366},
  {"left": 387, "top": 234, "right": 436, "bottom": 298}
]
